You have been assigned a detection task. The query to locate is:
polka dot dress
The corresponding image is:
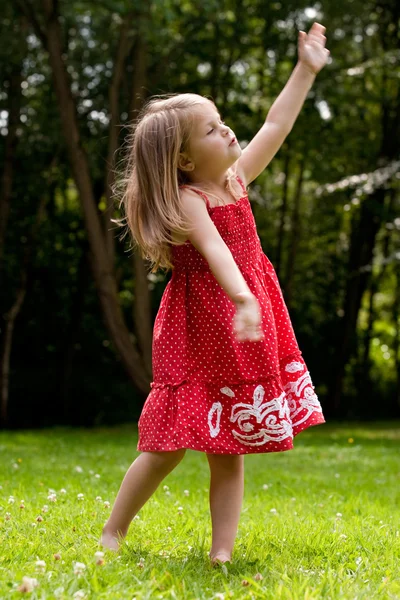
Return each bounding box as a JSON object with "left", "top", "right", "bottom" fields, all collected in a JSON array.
[{"left": 137, "top": 175, "right": 325, "bottom": 454}]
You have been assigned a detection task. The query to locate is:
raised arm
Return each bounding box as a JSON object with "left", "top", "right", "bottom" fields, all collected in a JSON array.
[{"left": 236, "top": 22, "right": 330, "bottom": 187}]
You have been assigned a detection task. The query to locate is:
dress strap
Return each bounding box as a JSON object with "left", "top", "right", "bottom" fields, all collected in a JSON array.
[
  {"left": 235, "top": 174, "right": 247, "bottom": 195},
  {"left": 179, "top": 185, "right": 212, "bottom": 210}
]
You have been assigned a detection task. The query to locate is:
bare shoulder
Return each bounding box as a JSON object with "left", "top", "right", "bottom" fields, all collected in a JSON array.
[
  {"left": 171, "top": 187, "right": 210, "bottom": 245},
  {"left": 178, "top": 186, "right": 210, "bottom": 215},
  {"left": 175, "top": 187, "right": 226, "bottom": 256}
]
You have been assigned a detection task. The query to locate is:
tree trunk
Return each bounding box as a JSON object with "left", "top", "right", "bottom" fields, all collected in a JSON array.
[
  {"left": 38, "top": 0, "right": 149, "bottom": 393},
  {"left": 61, "top": 241, "right": 90, "bottom": 422},
  {"left": 0, "top": 194, "right": 47, "bottom": 427},
  {"left": 275, "top": 146, "right": 290, "bottom": 279},
  {"left": 284, "top": 154, "right": 306, "bottom": 309},
  {"left": 103, "top": 13, "right": 135, "bottom": 264},
  {"left": 357, "top": 189, "right": 394, "bottom": 405},
  {"left": 328, "top": 185, "right": 388, "bottom": 414},
  {"left": 210, "top": 20, "right": 221, "bottom": 101},
  {"left": 0, "top": 17, "right": 26, "bottom": 284},
  {"left": 128, "top": 9, "right": 153, "bottom": 378}
]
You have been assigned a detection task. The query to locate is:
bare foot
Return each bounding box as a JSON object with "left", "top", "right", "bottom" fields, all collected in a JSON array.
[
  {"left": 99, "top": 529, "right": 121, "bottom": 552},
  {"left": 209, "top": 550, "right": 231, "bottom": 566}
]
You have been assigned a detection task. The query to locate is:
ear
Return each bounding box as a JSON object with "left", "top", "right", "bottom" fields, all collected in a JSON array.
[{"left": 178, "top": 152, "right": 195, "bottom": 172}]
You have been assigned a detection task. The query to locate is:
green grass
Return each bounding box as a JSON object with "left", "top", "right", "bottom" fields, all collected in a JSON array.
[{"left": 0, "top": 422, "right": 399, "bottom": 599}]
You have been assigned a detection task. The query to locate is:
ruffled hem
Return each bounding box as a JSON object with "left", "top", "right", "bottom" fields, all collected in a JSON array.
[{"left": 137, "top": 353, "right": 325, "bottom": 455}]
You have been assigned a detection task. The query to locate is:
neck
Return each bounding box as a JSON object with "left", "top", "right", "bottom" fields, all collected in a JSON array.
[{"left": 187, "top": 170, "right": 229, "bottom": 191}]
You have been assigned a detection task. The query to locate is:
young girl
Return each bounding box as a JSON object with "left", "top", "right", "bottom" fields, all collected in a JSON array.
[{"left": 101, "top": 22, "right": 329, "bottom": 565}]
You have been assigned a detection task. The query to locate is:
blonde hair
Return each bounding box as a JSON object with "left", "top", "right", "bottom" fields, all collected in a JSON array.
[{"left": 112, "top": 92, "right": 241, "bottom": 274}]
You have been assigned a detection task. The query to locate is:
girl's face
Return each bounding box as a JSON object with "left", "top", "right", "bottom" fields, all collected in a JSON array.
[{"left": 183, "top": 103, "right": 241, "bottom": 179}]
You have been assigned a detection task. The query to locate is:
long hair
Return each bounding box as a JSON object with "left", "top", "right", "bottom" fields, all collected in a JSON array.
[{"left": 112, "top": 93, "right": 241, "bottom": 274}]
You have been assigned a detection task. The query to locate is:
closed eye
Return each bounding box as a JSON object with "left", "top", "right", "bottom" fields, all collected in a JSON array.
[{"left": 207, "top": 120, "right": 226, "bottom": 135}]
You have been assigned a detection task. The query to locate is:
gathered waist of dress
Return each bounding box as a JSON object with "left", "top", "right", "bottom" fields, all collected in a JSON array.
[{"left": 172, "top": 236, "right": 262, "bottom": 272}]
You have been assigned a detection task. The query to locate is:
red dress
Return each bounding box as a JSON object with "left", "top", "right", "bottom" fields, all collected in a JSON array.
[{"left": 137, "top": 175, "right": 325, "bottom": 454}]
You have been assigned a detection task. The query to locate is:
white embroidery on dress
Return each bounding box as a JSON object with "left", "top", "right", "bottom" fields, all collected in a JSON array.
[
  {"left": 217, "top": 360, "right": 323, "bottom": 448},
  {"left": 208, "top": 402, "right": 223, "bottom": 438},
  {"left": 220, "top": 386, "right": 235, "bottom": 397},
  {"left": 229, "top": 384, "right": 293, "bottom": 446},
  {"left": 285, "top": 360, "right": 304, "bottom": 373},
  {"left": 284, "top": 370, "right": 323, "bottom": 429}
]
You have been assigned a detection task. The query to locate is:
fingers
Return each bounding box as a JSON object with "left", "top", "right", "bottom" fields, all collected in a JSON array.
[
  {"left": 234, "top": 323, "right": 264, "bottom": 342},
  {"left": 309, "top": 22, "right": 326, "bottom": 34},
  {"left": 301, "top": 22, "right": 327, "bottom": 46}
]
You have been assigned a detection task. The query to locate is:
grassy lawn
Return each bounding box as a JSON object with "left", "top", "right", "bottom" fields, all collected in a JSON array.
[{"left": 0, "top": 421, "right": 399, "bottom": 599}]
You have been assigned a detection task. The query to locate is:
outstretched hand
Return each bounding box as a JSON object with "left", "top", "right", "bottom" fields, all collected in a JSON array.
[{"left": 298, "top": 22, "right": 330, "bottom": 75}]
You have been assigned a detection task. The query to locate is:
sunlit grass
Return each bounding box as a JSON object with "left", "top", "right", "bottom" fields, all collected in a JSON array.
[{"left": 1, "top": 422, "right": 399, "bottom": 599}]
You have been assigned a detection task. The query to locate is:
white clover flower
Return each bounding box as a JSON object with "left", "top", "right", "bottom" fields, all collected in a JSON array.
[
  {"left": 42, "top": 505, "right": 49, "bottom": 513},
  {"left": 94, "top": 551, "right": 104, "bottom": 559},
  {"left": 262, "top": 484, "right": 269, "bottom": 490},
  {"left": 184, "top": 490, "right": 189, "bottom": 496},
  {"left": 59, "top": 488, "right": 67, "bottom": 494},
  {"left": 48, "top": 493, "right": 57, "bottom": 502},
  {"left": 77, "top": 493, "right": 85, "bottom": 500},
  {"left": 270, "top": 508, "right": 277, "bottom": 513},
  {"left": 103, "top": 500, "right": 110, "bottom": 508},
  {"left": 95, "top": 474, "right": 100, "bottom": 479},
  {"left": 336, "top": 512, "right": 343, "bottom": 518},
  {"left": 73, "top": 590, "right": 87, "bottom": 599},
  {"left": 339, "top": 534, "right": 347, "bottom": 539},
  {"left": 35, "top": 559, "right": 46, "bottom": 573},
  {"left": 95, "top": 496, "right": 102, "bottom": 502},
  {"left": 17, "top": 576, "right": 39, "bottom": 593},
  {"left": 133, "top": 514, "right": 140, "bottom": 520},
  {"left": 163, "top": 485, "right": 169, "bottom": 491},
  {"left": 166, "top": 526, "right": 172, "bottom": 532},
  {"left": 8, "top": 496, "right": 15, "bottom": 504},
  {"left": 73, "top": 562, "right": 86, "bottom": 576},
  {"left": 75, "top": 466, "right": 83, "bottom": 473}
]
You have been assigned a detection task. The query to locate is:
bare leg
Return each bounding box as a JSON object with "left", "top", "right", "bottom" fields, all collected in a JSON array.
[
  {"left": 206, "top": 453, "right": 244, "bottom": 564},
  {"left": 100, "top": 449, "right": 186, "bottom": 551}
]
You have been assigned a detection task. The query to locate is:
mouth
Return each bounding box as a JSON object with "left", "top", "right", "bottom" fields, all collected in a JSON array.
[{"left": 229, "top": 137, "right": 237, "bottom": 146}]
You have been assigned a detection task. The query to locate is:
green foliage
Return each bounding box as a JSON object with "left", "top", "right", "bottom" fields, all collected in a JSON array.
[{"left": 1, "top": 0, "right": 399, "bottom": 423}]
